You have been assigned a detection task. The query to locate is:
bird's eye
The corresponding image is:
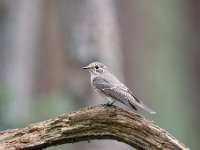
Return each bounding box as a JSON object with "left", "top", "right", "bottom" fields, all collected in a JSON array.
[{"left": 95, "top": 65, "right": 99, "bottom": 69}]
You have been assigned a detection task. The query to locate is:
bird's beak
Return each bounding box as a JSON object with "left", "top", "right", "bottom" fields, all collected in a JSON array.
[
  {"left": 83, "top": 66, "right": 89, "bottom": 69},
  {"left": 83, "top": 65, "right": 91, "bottom": 69}
]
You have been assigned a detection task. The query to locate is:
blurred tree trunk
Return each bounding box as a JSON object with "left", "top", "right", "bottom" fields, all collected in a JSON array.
[
  {"left": 63, "top": 0, "right": 124, "bottom": 106},
  {"left": 186, "top": 1, "right": 200, "bottom": 149},
  {"left": 63, "top": 0, "right": 127, "bottom": 150},
  {"left": 3, "top": 0, "right": 43, "bottom": 126},
  {"left": 36, "top": 0, "right": 65, "bottom": 93},
  {"left": 117, "top": 1, "right": 198, "bottom": 149}
]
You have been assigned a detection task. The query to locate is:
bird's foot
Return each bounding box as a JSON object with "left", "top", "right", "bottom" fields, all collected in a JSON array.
[
  {"left": 101, "top": 102, "right": 115, "bottom": 108},
  {"left": 101, "top": 103, "right": 112, "bottom": 108}
]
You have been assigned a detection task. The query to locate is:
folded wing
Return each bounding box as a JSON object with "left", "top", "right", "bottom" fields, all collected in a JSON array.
[{"left": 92, "top": 76, "right": 156, "bottom": 114}]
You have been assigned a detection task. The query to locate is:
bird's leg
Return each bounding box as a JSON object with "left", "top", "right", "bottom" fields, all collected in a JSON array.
[
  {"left": 102, "top": 101, "right": 112, "bottom": 107},
  {"left": 102, "top": 98, "right": 115, "bottom": 108}
]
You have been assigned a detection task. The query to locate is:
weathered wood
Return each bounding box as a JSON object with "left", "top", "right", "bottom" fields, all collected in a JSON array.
[{"left": 0, "top": 105, "right": 189, "bottom": 150}]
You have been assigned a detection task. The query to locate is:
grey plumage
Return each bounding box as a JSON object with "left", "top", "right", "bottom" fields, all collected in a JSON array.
[{"left": 83, "top": 62, "right": 156, "bottom": 114}]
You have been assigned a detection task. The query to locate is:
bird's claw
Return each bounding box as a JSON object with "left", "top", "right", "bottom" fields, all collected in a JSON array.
[{"left": 101, "top": 102, "right": 115, "bottom": 108}]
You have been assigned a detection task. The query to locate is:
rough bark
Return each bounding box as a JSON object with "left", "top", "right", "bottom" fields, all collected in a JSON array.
[{"left": 0, "top": 105, "right": 189, "bottom": 150}]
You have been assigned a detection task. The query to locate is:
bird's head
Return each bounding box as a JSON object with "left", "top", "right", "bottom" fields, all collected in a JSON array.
[{"left": 83, "top": 62, "right": 107, "bottom": 76}]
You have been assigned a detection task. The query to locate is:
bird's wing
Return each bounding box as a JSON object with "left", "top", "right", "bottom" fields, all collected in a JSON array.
[
  {"left": 116, "top": 84, "right": 156, "bottom": 114},
  {"left": 93, "top": 76, "right": 156, "bottom": 114},
  {"left": 92, "top": 77, "right": 133, "bottom": 106}
]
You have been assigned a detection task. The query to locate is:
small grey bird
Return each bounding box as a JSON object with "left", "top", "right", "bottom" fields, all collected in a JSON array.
[{"left": 83, "top": 62, "right": 156, "bottom": 114}]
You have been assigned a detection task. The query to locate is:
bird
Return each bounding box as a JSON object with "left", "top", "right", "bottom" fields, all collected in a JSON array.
[{"left": 83, "top": 62, "right": 156, "bottom": 114}]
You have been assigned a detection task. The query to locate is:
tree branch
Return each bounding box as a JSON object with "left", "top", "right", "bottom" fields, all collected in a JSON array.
[{"left": 0, "top": 105, "right": 189, "bottom": 150}]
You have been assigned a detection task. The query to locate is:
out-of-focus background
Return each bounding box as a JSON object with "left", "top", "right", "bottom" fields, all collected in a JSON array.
[{"left": 0, "top": 0, "right": 199, "bottom": 150}]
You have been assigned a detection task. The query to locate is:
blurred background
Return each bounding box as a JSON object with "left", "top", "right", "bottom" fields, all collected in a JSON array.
[{"left": 0, "top": 0, "right": 199, "bottom": 150}]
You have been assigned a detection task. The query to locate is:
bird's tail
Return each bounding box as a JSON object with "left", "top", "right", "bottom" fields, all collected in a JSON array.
[
  {"left": 129, "top": 98, "right": 156, "bottom": 114},
  {"left": 136, "top": 102, "right": 156, "bottom": 114}
]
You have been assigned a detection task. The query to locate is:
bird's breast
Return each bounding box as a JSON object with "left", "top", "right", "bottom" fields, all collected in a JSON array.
[{"left": 90, "top": 74, "right": 98, "bottom": 84}]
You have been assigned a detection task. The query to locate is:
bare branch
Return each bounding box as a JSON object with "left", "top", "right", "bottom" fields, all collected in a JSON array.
[{"left": 0, "top": 105, "right": 189, "bottom": 150}]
